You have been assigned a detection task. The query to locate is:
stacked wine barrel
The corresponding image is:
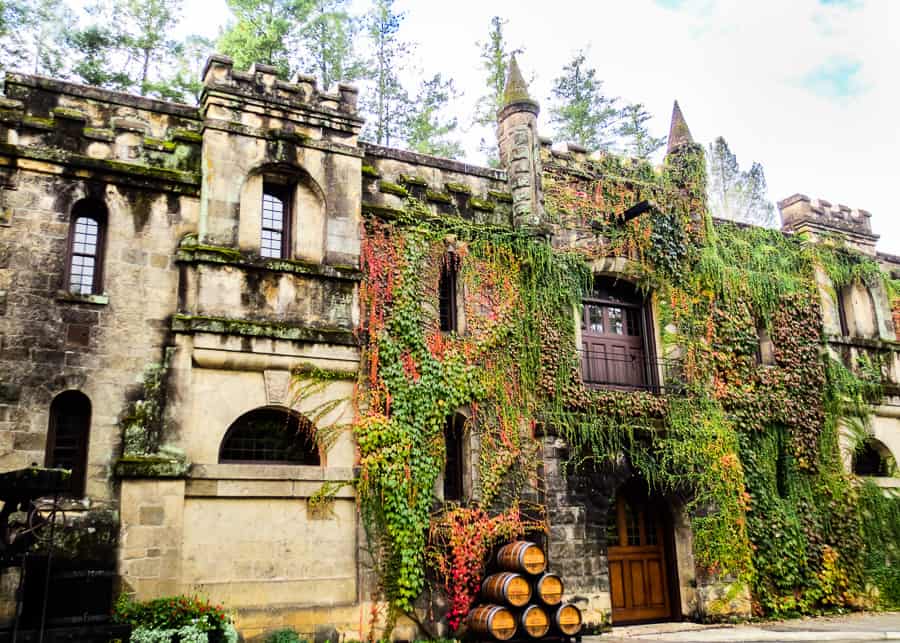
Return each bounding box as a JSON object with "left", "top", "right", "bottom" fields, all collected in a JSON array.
[{"left": 467, "top": 541, "right": 583, "bottom": 641}]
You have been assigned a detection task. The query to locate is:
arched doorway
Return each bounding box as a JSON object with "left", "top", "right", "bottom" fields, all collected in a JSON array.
[{"left": 606, "top": 478, "right": 678, "bottom": 624}]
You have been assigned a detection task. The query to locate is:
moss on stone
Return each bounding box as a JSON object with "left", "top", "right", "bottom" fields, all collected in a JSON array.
[
  {"left": 487, "top": 190, "right": 514, "bottom": 203},
  {"left": 115, "top": 455, "right": 189, "bottom": 479},
  {"left": 469, "top": 197, "right": 496, "bottom": 212},
  {"left": 143, "top": 137, "right": 177, "bottom": 152},
  {"left": 22, "top": 115, "right": 54, "bottom": 130},
  {"left": 172, "top": 314, "right": 357, "bottom": 346},
  {"left": 425, "top": 190, "right": 453, "bottom": 204},
  {"left": 84, "top": 127, "right": 115, "bottom": 141},
  {"left": 362, "top": 202, "right": 407, "bottom": 220},
  {"left": 362, "top": 164, "right": 380, "bottom": 178},
  {"left": 445, "top": 182, "right": 473, "bottom": 195},
  {"left": 293, "top": 362, "right": 358, "bottom": 381},
  {"left": 170, "top": 128, "right": 202, "bottom": 144},
  {"left": 51, "top": 107, "right": 88, "bottom": 121},
  {"left": 177, "top": 244, "right": 361, "bottom": 281},
  {"left": 399, "top": 173, "right": 429, "bottom": 187},
  {"left": 378, "top": 181, "right": 409, "bottom": 197},
  {"left": 0, "top": 108, "right": 22, "bottom": 124}
]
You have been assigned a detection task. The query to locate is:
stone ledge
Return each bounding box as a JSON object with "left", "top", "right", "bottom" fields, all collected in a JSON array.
[
  {"left": 114, "top": 456, "right": 189, "bottom": 479},
  {"left": 176, "top": 244, "right": 361, "bottom": 281},
  {"left": 172, "top": 314, "right": 357, "bottom": 346},
  {"left": 56, "top": 291, "right": 109, "bottom": 306},
  {"left": 201, "top": 117, "right": 365, "bottom": 157}
]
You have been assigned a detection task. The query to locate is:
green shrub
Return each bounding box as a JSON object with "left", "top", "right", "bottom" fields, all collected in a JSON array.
[
  {"left": 113, "top": 594, "right": 238, "bottom": 642},
  {"left": 266, "top": 629, "right": 306, "bottom": 643}
]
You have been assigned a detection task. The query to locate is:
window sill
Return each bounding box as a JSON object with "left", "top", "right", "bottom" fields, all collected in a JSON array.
[{"left": 56, "top": 291, "right": 109, "bottom": 305}]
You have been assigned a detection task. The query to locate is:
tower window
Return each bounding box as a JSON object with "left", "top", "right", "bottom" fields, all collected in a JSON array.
[
  {"left": 46, "top": 391, "right": 92, "bottom": 497},
  {"left": 66, "top": 200, "right": 106, "bottom": 295},
  {"left": 443, "top": 414, "right": 465, "bottom": 502},
  {"left": 439, "top": 253, "right": 459, "bottom": 332},
  {"left": 261, "top": 183, "right": 292, "bottom": 259}
]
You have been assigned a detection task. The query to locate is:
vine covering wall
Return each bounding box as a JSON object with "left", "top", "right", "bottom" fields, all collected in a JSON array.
[{"left": 353, "top": 142, "right": 900, "bottom": 632}]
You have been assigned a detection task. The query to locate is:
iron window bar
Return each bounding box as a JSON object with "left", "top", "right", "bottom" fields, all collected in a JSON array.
[{"left": 576, "top": 348, "right": 685, "bottom": 394}]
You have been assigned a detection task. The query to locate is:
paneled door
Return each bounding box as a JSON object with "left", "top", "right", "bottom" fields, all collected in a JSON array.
[{"left": 607, "top": 493, "right": 672, "bottom": 624}]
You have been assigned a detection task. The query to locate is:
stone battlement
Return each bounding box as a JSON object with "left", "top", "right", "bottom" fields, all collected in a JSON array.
[
  {"left": 201, "top": 55, "right": 360, "bottom": 118},
  {"left": 779, "top": 193, "right": 876, "bottom": 239}
]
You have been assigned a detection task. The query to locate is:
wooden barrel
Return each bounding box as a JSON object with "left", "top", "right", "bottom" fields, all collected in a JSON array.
[
  {"left": 552, "top": 603, "right": 583, "bottom": 636},
  {"left": 481, "top": 572, "right": 532, "bottom": 607},
  {"left": 496, "top": 541, "right": 546, "bottom": 575},
  {"left": 468, "top": 605, "right": 517, "bottom": 641},
  {"left": 535, "top": 573, "right": 564, "bottom": 606},
  {"left": 519, "top": 604, "right": 550, "bottom": 638}
]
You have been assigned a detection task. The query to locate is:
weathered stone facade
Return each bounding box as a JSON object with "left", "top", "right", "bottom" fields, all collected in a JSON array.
[{"left": 0, "top": 55, "right": 898, "bottom": 640}]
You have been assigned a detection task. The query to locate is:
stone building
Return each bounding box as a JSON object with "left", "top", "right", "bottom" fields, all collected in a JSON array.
[{"left": 0, "top": 54, "right": 897, "bottom": 640}]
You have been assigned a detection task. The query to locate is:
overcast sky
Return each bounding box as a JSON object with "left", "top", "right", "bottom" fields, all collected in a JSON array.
[{"left": 180, "top": 0, "right": 899, "bottom": 252}]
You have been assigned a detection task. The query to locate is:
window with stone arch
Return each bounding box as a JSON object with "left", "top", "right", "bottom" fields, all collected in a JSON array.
[
  {"left": 46, "top": 390, "right": 92, "bottom": 497},
  {"left": 853, "top": 438, "right": 896, "bottom": 477},
  {"left": 443, "top": 412, "right": 466, "bottom": 502},
  {"left": 438, "top": 251, "right": 460, "bottom": 332},
  {"left": 219, "top": 407, "right": 320, "bottom": 465},
  {"left": 260, "top": 181, "right": 293, "bottom": 259},
  {"left": 66, "top": 199, "right": 107, "bottom": 295}
]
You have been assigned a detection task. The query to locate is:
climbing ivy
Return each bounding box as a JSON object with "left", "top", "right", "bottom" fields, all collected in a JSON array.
[{"left": 354, "top": 142, "right": 900, "bottom": 629}]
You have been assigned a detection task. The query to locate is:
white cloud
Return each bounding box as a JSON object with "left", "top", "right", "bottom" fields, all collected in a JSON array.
[{"left": 182, "top": 0, "right": 899, "bottom": 251}]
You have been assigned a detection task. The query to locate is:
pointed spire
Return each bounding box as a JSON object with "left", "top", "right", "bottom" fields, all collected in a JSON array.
[
  {"left": 666, "top": 100, "right": 693, "bottom": 153},
  {"left": 503, "top": 55, "right": 536, "bottom": 108}
]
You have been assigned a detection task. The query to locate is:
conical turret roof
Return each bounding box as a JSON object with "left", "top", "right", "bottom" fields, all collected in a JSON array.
[
  {"left": 666, "top": 100, "right": 693, "bottom": 153},
  {"left": 503, "top": 55, "right": 536, "bottom": 107}
]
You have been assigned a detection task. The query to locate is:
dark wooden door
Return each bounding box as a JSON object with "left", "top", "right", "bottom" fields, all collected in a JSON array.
[
  {"left": 607, "top": 493, "right": 672, "bottom": 624},
  {"left": 581, "top": 301, "right": 646, "bottom": 388}
]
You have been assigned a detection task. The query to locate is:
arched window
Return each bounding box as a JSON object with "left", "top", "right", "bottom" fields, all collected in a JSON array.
[
  {"left": 853, "top": 439, "right": 895, "bottom": 477},
  {"left": 66, "top": 200, "right": 107, "bottom": 296},
  {"left": 439, "top": 252, "right": 459, "bottom": 332},
  {"left": 581, "top": 277, "right": 655, "bottom": 390},
  {"left": 443, "top": 413, "right": 465, "bottom": 502},
  {"left": 45, "top": 391, "right": 91, "bottom": 496},
  {"left": 219, "top": 408, "right": 320, "bottom": 465},
  {"left": 261, "top": 182, "right": 292, "bottom": 259}
]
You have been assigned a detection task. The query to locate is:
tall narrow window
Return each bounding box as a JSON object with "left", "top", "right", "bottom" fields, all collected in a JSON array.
[
  {"left": 837, "top": 287, "right": 850, "bottom": 336},
  {"left": 67, "top": 200, "right": 106, "bottom": 295},
  {"left": 46, "top": 391, "right": 92, "bottom": 497},
  {"left": 443, "top": 414, "right": 465, "bottom": 502},
  {"left": 261, "top": 183, "right": 291, "bottom": 259},
  {"left": 220, "top": 408, "right": 319, "bottom": 465},
  {"left": 439, "top": 253, "right": 458, "bottom": 332}
]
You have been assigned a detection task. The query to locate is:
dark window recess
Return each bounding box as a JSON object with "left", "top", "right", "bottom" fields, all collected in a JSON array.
[
  {"left": 261, "top": 184, "right": 292, "bottom": 259},
  {"left": 854, "top": 441, "right": 890, "bottom": 477},
  {"left": 66, "top": 200, "right": 106, "bottom": 296},
  {"left": 580, "top": 277, "right": 654, "bottom": 390},
  {"left": 439, "top": 253, "right": 459, "bottom": 332},
  {"left": 219, "top": 408, "right": 320, "bottom": 465},
  {"left": 443, "top": 414, "right": 465, "bottom": 501},
  {"left": 45, "top": 390, "right": 92, "bottom": 497},
  {"left": 837, "top": 287, "right": 850, "bottom": 336}
]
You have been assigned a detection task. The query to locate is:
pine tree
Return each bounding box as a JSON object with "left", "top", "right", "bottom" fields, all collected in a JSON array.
[
  {"left": 118, "top": 0, "right": 183, "bottom": 95},
  {"left": 67, "top": 24, "right": 133, "bottom": 89},
  {"left": 361, "top": 0, "right": 413, "bottom": 146},
  {"left": 298, "top": 0, "right": 363, "bottom": 90},
  {"left": 618, "top": 103, "right": 665, "bottom": 160},
  {"left": 0, "top": 0, "right": 75, "bottom": 77},
  {"left": 474, "top": 16, "right": 522, "bottom": 164},
  {"left": 218, "top": 0, "right": 310, "bottom": 79},
  {"left": 404, "top": 74, "right": 463, "bottom": 159},
  {"left": 548, "top": 51, "right": 621, "bottom": 152},
  {"left": 146, "top": 35, "right": 214, "bottom": 103},
  {"left": 707, "top": 136, "right": 777, "bottom": 228}
]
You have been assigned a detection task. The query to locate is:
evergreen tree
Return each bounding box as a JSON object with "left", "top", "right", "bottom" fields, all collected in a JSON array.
[
  {"left": 67, "top": 24, "right": 133, "bottom": 90},
  {"left": 117, "top": 0, "right": 183, "bottom": 95},
  {"left": 548, "top": 51, "right": 621, "bottom": 152},
  {"left": 361, "top": 0, "right": 412, "bottom": 146},
  {"left": 0, "top": 0, "right": 75, "bottom": 77},
  {"left": 145, "top": 35, "right": 214, "bottom": 103},
  {"left": 298, "top": 0, "right": 363, "bottom": 90},
  {"left": 474, "top": 16, "right": 522, "bottom": 164},
  {"left": 707, "top": 136, "right": 777, "bottom": 228},
  {"left": 218, "top": 0, "right": 310, "bottom": 79},
  {"left": 618, "top": 103, "right": 665, "bottom": 160},
  {"left": 404, "top": 74, "right": 463, "bottom": 159}
]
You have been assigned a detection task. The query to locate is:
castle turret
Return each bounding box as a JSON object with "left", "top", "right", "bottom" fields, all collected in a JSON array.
[
  {"left": 779, "top": 194, "right": 878, "bottom": 255},
  {"left": 497, "top": 56, "right": 543, "bottom": 227},
  {"left": 666, "top": 100, "right": 693, "bottom": 154}
]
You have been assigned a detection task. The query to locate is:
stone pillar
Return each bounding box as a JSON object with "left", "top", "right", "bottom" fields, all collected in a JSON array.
[
  {"left": 497, "top": 56, "right": 543, "bottom": 228},
  {"left": 118, "top": 474, "right": 186, "bottom": 598}
]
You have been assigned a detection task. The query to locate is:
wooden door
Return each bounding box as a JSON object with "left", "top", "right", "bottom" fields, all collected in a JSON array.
[{"left": 607, "top": 493, "right": 672, "bottom": 624}]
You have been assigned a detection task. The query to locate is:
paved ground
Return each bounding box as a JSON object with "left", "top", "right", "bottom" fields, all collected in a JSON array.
[{"left": 586, "top": 612, "right": 900, "bottom": 643}]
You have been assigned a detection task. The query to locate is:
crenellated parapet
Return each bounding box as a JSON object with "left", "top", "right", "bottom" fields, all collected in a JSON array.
[
  {"left": 779, "top": 193, "right": 878, "bottom": 254},
  {"left": 0, "top": 73, "right": 202, "bottom": 193},
  {"left": 200, "top": 55, "right": 362, "bottom": 143}
]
